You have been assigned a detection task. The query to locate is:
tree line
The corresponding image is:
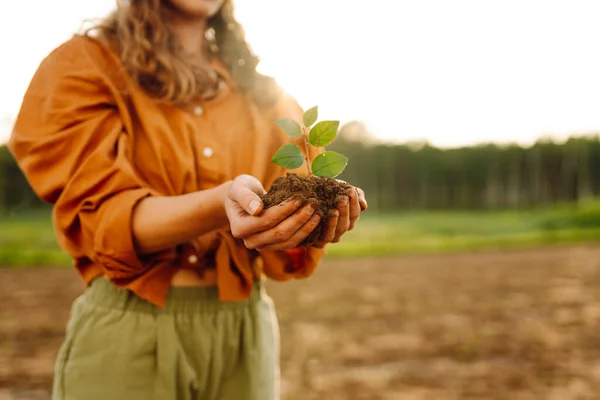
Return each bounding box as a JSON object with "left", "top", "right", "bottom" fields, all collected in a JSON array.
[
  {"left": 1, "top": 124, "right": 599, "bottom": 213},
  {"left": 330, "top": 123, "right": 600, "bottom": 210}
]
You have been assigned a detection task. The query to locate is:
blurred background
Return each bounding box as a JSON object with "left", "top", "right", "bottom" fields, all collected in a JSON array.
[{"left": 1, "top": 1, "right": 600, "bottom": 399}]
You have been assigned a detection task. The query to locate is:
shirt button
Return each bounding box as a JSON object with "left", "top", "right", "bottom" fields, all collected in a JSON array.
[
  {"left": 203, "top": 147, "right": 214, "bottom": 158},
  {"left": 188, "top": 255, "right": 198, "bottom": 264},
  {"left": 193, "top": 106, "right": 203, "bottom": 116}
]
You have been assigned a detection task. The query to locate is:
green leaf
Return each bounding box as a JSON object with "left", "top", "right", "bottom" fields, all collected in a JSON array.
[
  {"left": 311, "top": 151, "right": 348, "bottom": 178},
  {"left": 303, "top": 106, "right": 318, "bottom": 127},
  {"left": 309, "top": 120, "right": 340, "bottom": 147},
  {"left": 271, "top": 144, "right": 304, "bottom": 169},
  {"left": 274, "top": 118, "right": 302, "bottom": 138}
]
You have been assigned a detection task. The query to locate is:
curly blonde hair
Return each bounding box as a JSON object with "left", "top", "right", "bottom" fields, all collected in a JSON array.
[{"left": 88, "top": 0, "right": 280, "bottom": 106}]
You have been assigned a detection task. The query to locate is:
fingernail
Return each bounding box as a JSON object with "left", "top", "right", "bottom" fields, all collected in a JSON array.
[
  {"left": 339, "top": 197, "right": 349, "bottom": 206},
  {"left": 284, "top": 198, "right": 301, "bottom": 206},
  {"left": 249, "top": 200, "right": 261, "bottom": 214}
]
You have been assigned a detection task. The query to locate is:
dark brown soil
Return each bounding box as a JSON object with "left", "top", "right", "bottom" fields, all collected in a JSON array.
[{"left": 261, "top": 173, "right": 352, "bottom": 246}]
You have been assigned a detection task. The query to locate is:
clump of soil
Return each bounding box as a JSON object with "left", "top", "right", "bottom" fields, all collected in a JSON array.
[{"left": 261, "top": 173, "right": 352, "bottom": 247}]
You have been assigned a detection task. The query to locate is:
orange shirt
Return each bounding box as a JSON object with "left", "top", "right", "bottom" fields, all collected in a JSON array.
[{"left": 8, "top": 35, "right": 326, "bottom": 307}]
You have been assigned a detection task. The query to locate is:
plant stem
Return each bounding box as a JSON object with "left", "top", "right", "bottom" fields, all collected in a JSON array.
[{"left": 303, "top": 127, "right": 312, "bottom": 176}]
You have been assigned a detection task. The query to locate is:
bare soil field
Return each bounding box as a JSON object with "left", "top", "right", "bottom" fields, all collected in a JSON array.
[{"left": 2, "top": 245, "right": 600, "bottom": 399}]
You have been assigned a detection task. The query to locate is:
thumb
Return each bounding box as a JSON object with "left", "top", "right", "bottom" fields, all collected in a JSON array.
[{"left": 230, "top": 175, "right": 266, "bottom": 216}]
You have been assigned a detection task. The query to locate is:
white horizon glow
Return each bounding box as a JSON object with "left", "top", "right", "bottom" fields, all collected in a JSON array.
[{"left": 1, "top": 0, "right": 600, "bottom": 148}]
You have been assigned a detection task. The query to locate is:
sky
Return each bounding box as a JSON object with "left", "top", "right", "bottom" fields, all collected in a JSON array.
[{"left": 1, "top": 0, "right": 600, "bottom": 148}]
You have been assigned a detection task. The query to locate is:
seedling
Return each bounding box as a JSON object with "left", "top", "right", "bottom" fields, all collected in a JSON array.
[
  {"left": 270, "top": 106, "right": 348, "bottom": 178},
  {"left": 261, "top": 106, "right": 354, "bottom": 247}
]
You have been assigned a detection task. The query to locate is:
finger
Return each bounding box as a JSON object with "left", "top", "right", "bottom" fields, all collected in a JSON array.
[
  {"left": 231, "top": 198, "right": 302, "bottom": 239},
  {"left": 312, "top": 209, "right": 339, "bottom": 248},
  {"left": 347, "top": 189, "right": 361, "bottom": 231},
  {"left": 229, "top": 175, "right": 267, "bottom": 215},
  {"left": 356, "top": 187, "right": 368, "bottom": 211},
  {"left": 244, "top": 201, "right": 317, "bottom": 250},
  {"left": 333, "top": 195, "right": 350, "bottom": 243},
  {"left": 258, "top": 212, "right": 322, "bottom": 252}
]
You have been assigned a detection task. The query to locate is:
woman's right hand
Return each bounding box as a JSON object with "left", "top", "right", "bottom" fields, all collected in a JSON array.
[{"left": 224, "top": 175, "right": 321, "bottom": 252}]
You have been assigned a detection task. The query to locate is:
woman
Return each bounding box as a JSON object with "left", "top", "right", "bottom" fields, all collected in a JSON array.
[{"left": 8, "top": 0, "right": 366, "bottom": 399}]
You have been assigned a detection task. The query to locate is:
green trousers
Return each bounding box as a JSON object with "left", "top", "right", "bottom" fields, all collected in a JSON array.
[{"left": 52, "top": 277, "right": 280, "bottom": 400}]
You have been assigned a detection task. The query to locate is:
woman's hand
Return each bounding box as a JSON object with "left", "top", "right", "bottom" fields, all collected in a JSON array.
[
  {"left": 311, "top": 186, "right": 367, "bottom": 249},
  {"left": 225, "top": 175, "right": 321, "bottom": 252}
]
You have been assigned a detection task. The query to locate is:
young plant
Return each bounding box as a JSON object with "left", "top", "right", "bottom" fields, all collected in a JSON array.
[{"left": 271, "top": 106, "right": 348, "bottom": 178}]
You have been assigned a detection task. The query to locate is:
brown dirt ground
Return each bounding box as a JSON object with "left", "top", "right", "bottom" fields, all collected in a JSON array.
[{"left": 2, "top": 245, "right": 600, "bottom": 399}]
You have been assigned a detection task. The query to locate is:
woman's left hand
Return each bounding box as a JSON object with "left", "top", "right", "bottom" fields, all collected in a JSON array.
[{"left": 312, "top": 186, "right": 367, "bottom": 248}]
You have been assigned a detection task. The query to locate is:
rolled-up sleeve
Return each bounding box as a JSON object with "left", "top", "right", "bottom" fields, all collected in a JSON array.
[
  {"left": 88, "top": 187, "right": 159, "bottom": 280},
  {"left": 8, "top": 38, "right": 175, "bottom": 284}
]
